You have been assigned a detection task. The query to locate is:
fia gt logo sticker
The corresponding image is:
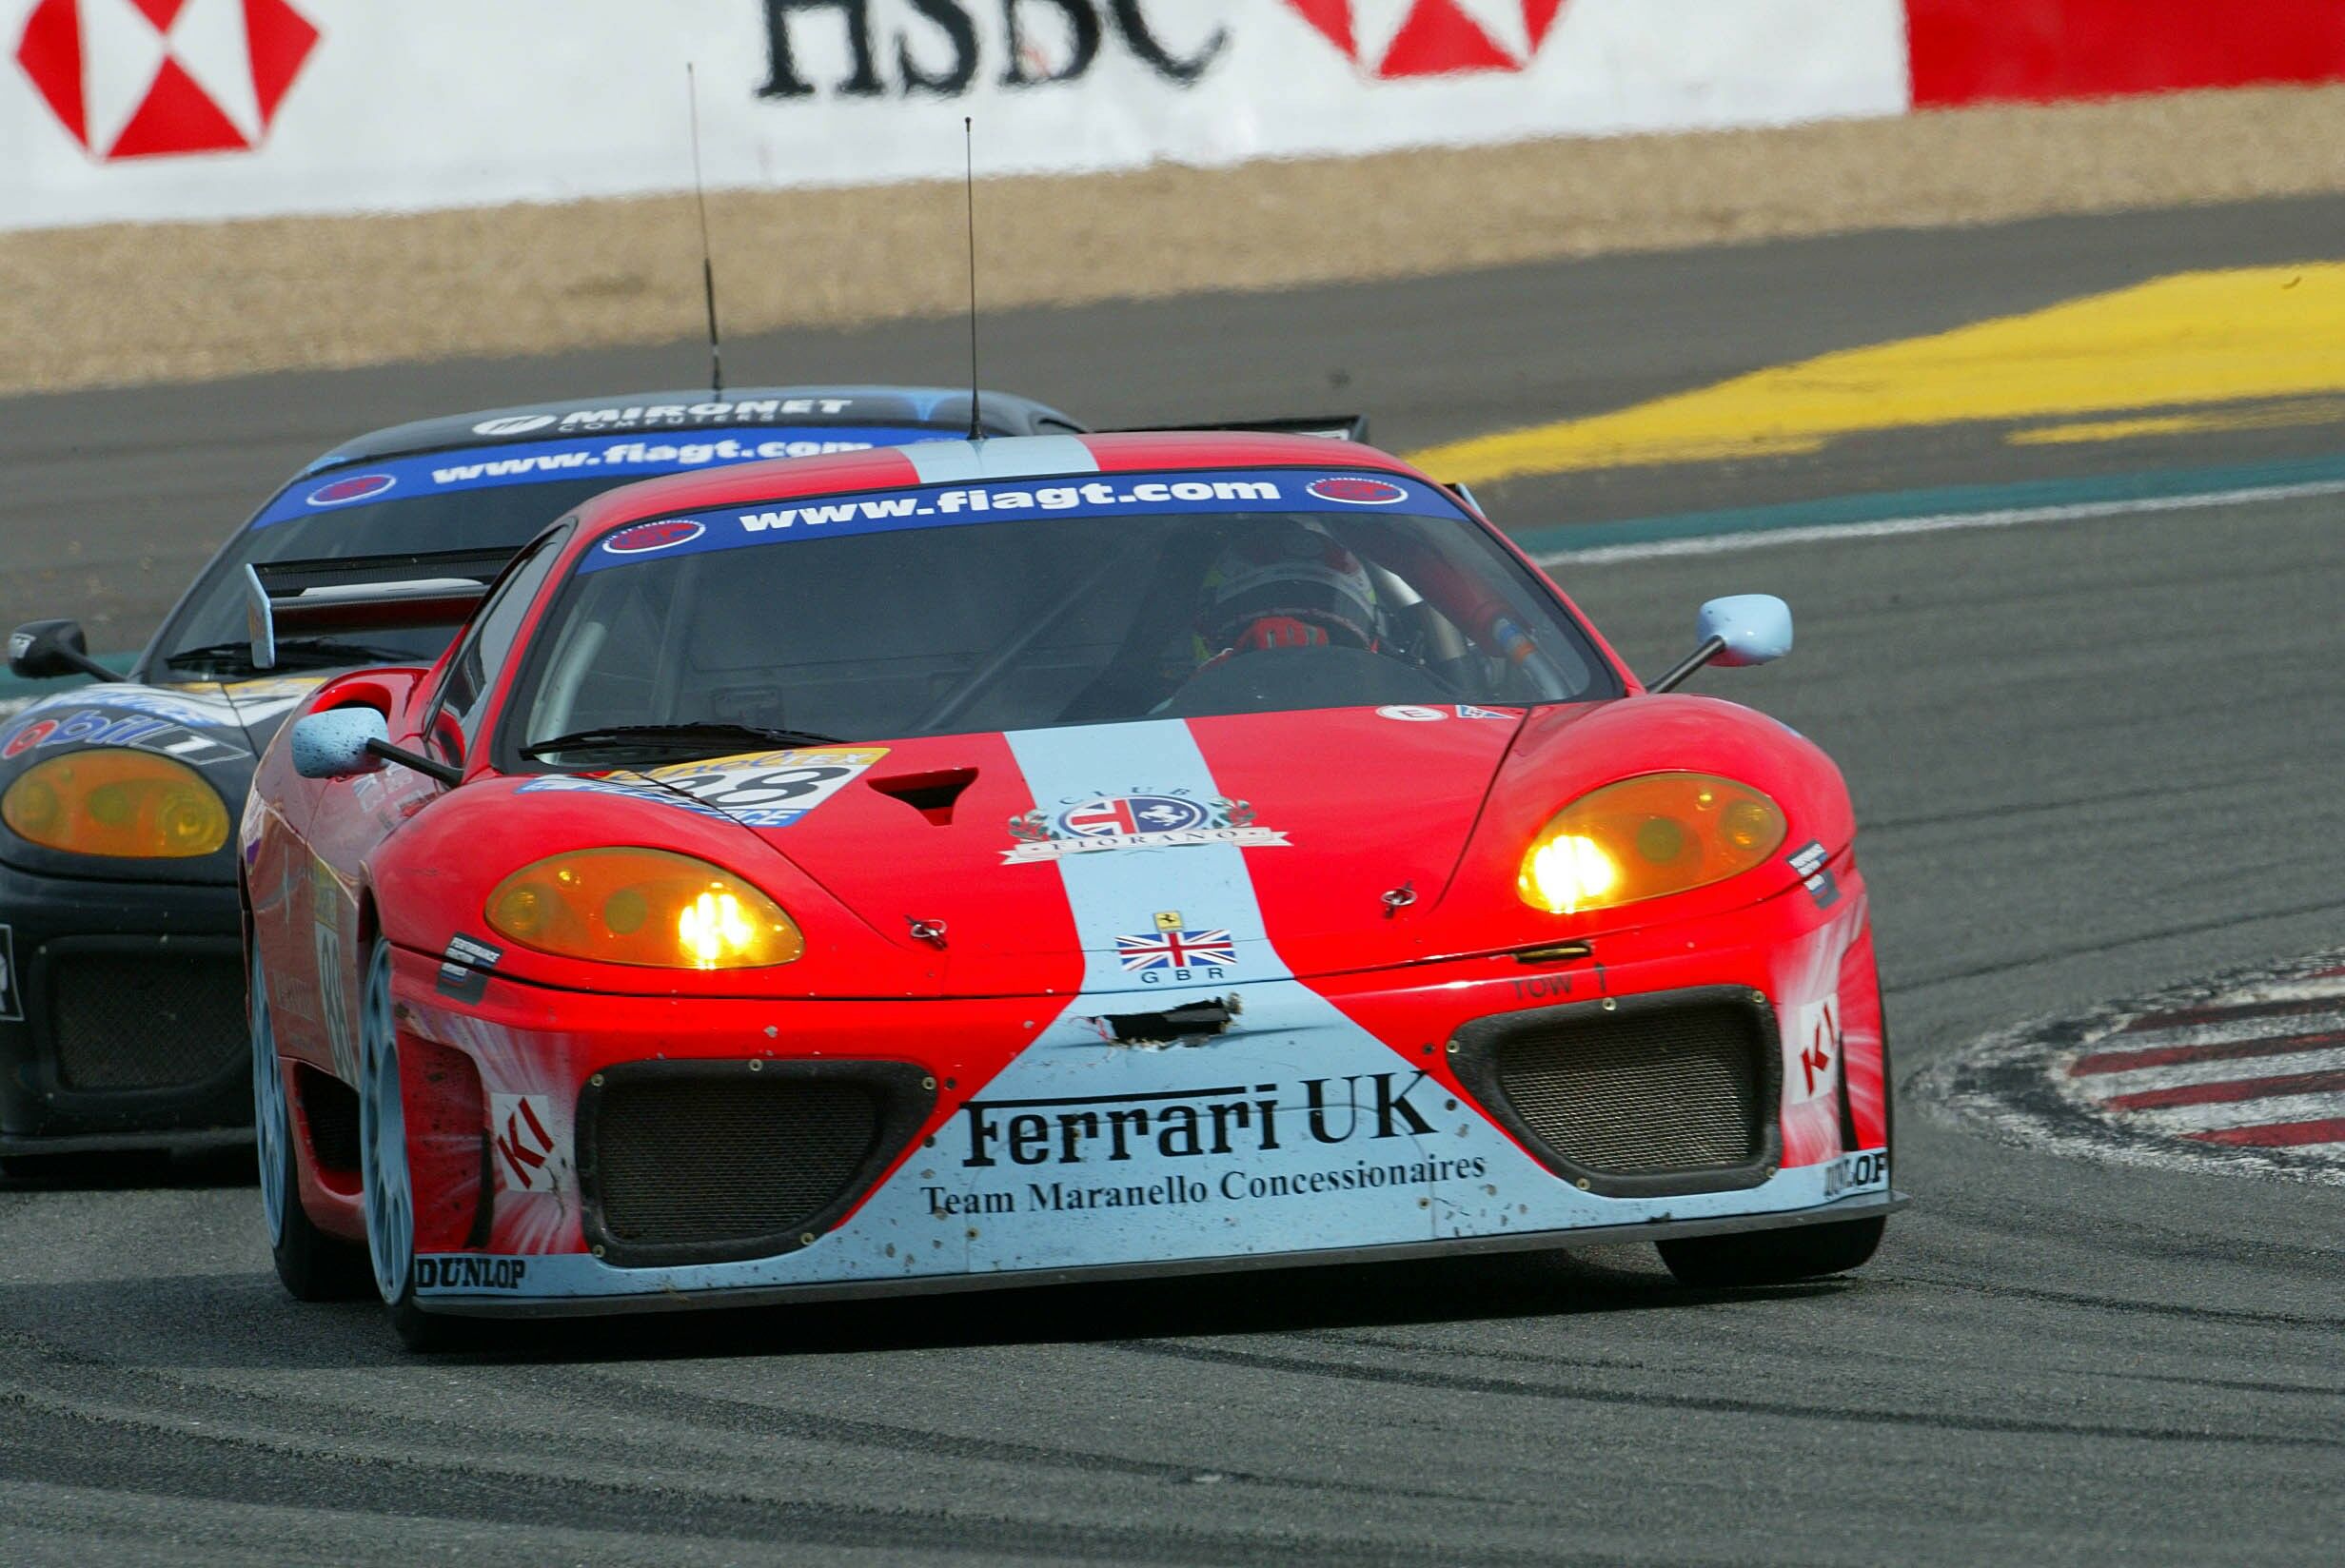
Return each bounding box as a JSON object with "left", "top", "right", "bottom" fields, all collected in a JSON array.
[
  {"left": 306, "top": 473, "right": 397, "bottom": 507},
  {"left": 602, "top": 518, "right": 706, "bottom": 556},
  {"left": 1307, "top": 476, "right": 1409, "bottom": 506}
]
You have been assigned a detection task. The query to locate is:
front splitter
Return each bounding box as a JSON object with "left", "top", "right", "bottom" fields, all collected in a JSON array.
[{"left": 420, "top": 1188, "right": 1905, "bottom": 1320}]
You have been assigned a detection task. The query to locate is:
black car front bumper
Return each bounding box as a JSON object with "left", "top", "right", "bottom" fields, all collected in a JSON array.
[{"left": 0, "top": 857, "right": 248, "bottom": 1156}]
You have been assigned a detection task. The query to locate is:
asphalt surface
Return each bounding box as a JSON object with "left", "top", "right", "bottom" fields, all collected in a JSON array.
[{"left": 3, "top": 199, "right": 2343, "bottom": 1564}]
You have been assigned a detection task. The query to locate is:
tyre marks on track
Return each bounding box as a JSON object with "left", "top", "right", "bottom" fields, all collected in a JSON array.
[{"left": 1921, "top": 951, "right": 2345, "bottom": 1183}]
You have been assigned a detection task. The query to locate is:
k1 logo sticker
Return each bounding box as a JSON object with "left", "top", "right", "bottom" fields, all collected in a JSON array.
[
  {"left": 1786, "top": 996, "right": 1842, "bottom": 1103},
  {"left": 492, "top": 1093, "right": 566, "bottom": 1194},
  {"left": 0, "top": 925, "right": 21, "bottom": 1023}
]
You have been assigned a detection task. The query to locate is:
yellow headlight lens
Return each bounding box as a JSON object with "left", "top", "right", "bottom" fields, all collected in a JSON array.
[
  {"left": 484, "top": 848, "right": 804, "bottom": 970},
  {"left": 1519, "top": 773, "right": 1786, "bottom": 915},
  {"left": 0, "top": 749, "right": 229, "bottom": 858}
]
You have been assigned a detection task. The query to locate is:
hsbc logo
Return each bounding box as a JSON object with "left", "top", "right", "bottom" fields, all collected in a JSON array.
[
  {"left": 758, "top": 1, "right": 1567, "bottom": 98},
  {"left": 1291, "top": 1, "right": 1567, "bottom": 78},
  {"left": 13, "top": 0, "right": 320, "bottom": 161}
]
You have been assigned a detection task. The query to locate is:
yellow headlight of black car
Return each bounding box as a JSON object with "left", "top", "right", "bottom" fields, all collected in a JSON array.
[
  {"left": 485, "top": 847, "right": 805, "bottom": 970},
  {"left": 1518, "top": 772, "right": 1786, "bottom": 915},
  {"left": 0, "top": 749, "right": 231, "bottom": 859}
]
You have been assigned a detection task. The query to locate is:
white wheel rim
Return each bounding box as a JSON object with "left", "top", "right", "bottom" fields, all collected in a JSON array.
[
  {"left": 357, "top": 944, "right": 413, "bottom": 1305},
  {"left": 249, "top": 950, "right": 290, "bottom": 1248}
]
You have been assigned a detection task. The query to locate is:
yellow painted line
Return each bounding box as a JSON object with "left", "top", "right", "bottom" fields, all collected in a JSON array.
[
  {"left": 1409, "top": 264, "right": 2345, "bottom": 485},
  {"left": 2007, "top": 398, "right": 2345, "bottom": 447}
]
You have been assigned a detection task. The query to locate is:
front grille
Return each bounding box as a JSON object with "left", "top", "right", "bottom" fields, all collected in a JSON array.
[
  {"left": 1457, "top": 989, "right": 1776, "bottom": 1192},
  {"left": 51, "top": 950, "right": 247, "bottom": 1090},
  {"left": 583, "top": 1064, "right": 928, "bottom": 1264}
]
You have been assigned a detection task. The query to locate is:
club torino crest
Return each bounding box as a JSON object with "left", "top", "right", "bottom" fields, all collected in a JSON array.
[{"left": 1004, "top": 793, "right": 1288, "bottom": 862}]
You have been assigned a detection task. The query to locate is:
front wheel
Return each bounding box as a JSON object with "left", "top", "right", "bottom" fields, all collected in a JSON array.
[
  {"left": 252, "top": 948, "right": 365, "bottom": 1301},
  {"left": 356, "top": 938, "right": 459, "bottom": 1350},
  {"left": 1657, "top": 1215, "right": 1885, "bottom": 1288}
]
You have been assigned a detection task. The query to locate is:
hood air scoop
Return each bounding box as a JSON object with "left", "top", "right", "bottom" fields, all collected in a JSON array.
[{"left": 865, "top": 766, "right": 978, "bottom": 826}]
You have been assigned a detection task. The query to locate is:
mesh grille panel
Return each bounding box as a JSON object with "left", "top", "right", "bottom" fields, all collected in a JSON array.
[
  {"left": 302, "top": 1069, "right": 361, "bottom": 1170},
  {"left": 51, "top": 951, "right": 247, "bottom": 1090},
  {"left": 1492, "top": 1000, "right": 1765, "bottom": 1175},
  {"left": 591, "top": 1077, "right": 883, "bottom": 1250}
]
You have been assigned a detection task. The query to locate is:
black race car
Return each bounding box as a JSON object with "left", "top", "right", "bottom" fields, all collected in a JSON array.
[{"left": 0, "top": 385, "right": 1079, "bottom": 1169}]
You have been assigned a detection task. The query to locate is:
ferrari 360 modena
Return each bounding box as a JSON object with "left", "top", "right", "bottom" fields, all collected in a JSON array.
[{"left": 241, "top": 430, "right": 1900, "bottom": 1345}]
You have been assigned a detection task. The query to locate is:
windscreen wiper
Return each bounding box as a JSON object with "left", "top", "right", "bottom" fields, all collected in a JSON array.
[
  {"left": 522, "top": 722, "right": 849, "bottom": 763},
  {"left": 164, "top": 636, "right": 427, "bottom": 675}
]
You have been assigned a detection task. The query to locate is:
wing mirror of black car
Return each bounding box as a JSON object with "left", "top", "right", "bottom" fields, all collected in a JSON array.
[
  {"left": 1645, "top": 595, "right": 1793, "bottom": 694},
  {"left": 8, "top": 619, "right": 123, "bottom": 682},
  {"left": 290, "top": 709, "right": 460, "bottom": 786}
]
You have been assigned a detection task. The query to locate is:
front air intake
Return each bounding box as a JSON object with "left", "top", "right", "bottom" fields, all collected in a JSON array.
[
  {"left": 50, "top": 945, "right": 246, "bottom": 1091},
  {"left": 577, "top": 1061, "right": 935, "bottom": 1267},
  {"left": 1449, "top": 986, "right": 1781, "bottom": 1198}
]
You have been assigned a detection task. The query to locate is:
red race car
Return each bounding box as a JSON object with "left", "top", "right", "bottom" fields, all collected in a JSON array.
[{"left": 243, "top": 431, "right": 1899, "bottom": 1345}]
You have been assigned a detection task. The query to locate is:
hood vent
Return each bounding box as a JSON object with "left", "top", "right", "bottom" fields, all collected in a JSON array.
[{"left": 865, "top": 766, "right": 977, "bottom": 826}]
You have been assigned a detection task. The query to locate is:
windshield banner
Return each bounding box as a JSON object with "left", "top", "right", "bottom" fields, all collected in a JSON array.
[
  {"left": 576, "top": 469, "right": 1466, "bottom": 574},
  {"left": 252, "top": 427, "right": 943, "bottom": 529}
]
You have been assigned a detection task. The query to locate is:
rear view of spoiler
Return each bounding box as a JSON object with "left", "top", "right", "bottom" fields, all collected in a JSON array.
[
  {"left": 242, "top": 545, "right": 522, "bottom": 671},
  {"left": 1108, "top": 414, "right": 1371, "bottom": 443}
]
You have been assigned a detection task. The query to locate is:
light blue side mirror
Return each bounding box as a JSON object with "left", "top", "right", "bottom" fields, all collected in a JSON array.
[
  {"left": 1697, "top": 594, "right": 1794, "bottom": 668},
  {"left": 290, "top": 709, "right": 388, "bottom": 780},
  {"left": 1647, "top": 595, "right": 1795, "bottom": 693}
]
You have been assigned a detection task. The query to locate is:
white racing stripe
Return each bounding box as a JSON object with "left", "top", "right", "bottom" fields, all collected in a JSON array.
[
  {"left": 1536, "top": 477, "right": 2345, "bottom": 565},
  {"left": 2075, "top": 1046, "right": 2345, "bottom": 1100}
]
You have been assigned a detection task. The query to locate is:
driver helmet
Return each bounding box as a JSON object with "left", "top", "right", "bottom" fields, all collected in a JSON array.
[{"left": 1195, "top": 519, "right": 1382, "bottom": 663}]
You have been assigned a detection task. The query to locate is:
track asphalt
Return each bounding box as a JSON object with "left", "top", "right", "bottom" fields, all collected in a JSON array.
[{"left": 2, "top": 197, "right": 2342, "bottom": 1564}]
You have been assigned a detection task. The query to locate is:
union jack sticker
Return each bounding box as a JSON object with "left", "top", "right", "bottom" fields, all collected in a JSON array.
[{"left": 1114, "top": 929, "right": 1237, "bottom": 972}]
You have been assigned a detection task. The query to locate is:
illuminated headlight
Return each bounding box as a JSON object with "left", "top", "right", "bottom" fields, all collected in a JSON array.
[
  {"left": 485, "top": 848, "right": 804, "bottom": 970},
  {"left": 1518, "top": 773, "right": 1786, "bottom": 915},
  {"left": 0, "top": 750, "right": 230, "bottom": 858}
]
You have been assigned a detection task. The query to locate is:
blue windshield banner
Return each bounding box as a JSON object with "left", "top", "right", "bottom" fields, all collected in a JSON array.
[
  {"left": 251, "top": 427, "right": 944, "bottom": 529},
  {"left": 575, "top": 469, "right": 1462, "bottom": 574}
]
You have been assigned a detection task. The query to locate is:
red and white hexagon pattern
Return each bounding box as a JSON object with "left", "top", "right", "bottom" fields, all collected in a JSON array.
[
  {"left": 14, "top": 0, "right": 317, "bottom": 160},
  {"left": 1282, "top": 0, "right": 1567, "bottom": 78}
]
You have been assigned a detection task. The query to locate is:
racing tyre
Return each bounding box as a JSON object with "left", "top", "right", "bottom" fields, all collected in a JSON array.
[
  {"left": 252, "top": 949, "right": 367, "bottom": 1301},
  {"left": 356, "top": 938, "right": 462, "bottom": 1351},
  {"left": 1656, "top": 1216, "right": 1885, "bottom": 1288}
]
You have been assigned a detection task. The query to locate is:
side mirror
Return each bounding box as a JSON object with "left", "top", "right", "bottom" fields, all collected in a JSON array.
[
  {"left": 1698, "top": 594, "right": 1793, "bottom": 668},
  {"left": 1646, "top": 595, "right": 1793, "bottom": 694},
  {"left": 290, "top": 709, "right": 389, "bottom": 780},
  {"left": 9, "top": 619, "right": 120, "bottom": 682}
]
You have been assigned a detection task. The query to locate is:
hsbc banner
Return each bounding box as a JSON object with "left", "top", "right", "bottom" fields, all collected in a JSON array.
[{"left": 4, "top": 0, "right": 1909, "bottom": 231}]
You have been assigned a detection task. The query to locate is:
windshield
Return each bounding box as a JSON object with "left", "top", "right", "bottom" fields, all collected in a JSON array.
[
  {"left": 148, "top": 425, "right": 949, "bottom": 678},
  {"left": 503, "top": 467, "right": 1618, "bottom": 766}
]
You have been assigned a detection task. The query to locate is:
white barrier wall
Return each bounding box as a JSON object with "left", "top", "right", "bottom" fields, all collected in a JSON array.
[{"left": 3, "top": 0, "right": 1911, "bottom": 231}]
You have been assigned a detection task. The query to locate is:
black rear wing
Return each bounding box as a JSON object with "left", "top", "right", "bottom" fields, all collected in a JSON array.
[
  {"left": 1108, "top": 414, "right": 1371, "bottom": 443},
  {"left": 243, "top": 545, "right": 522, "bottom": 670}
]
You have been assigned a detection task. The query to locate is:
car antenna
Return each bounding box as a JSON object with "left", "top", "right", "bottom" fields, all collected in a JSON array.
[
  {"left": 686, "top": 62, "right": 724, "bottom": 399},
  {"left": 962, "top": 116, "right": 983, "bottom": 442}
]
